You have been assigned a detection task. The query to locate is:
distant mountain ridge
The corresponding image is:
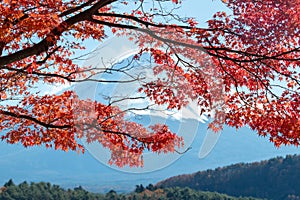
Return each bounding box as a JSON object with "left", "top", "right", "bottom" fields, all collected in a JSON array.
[
  {"left": 1, "top": 124, "right": 299, "bottom": 193},
  {"left": 156, "top": 154, "right": 300, "bottom": 200}
]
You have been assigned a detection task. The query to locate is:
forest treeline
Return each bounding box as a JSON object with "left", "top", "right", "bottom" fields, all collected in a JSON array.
[
  {"left": 0, "top": 180, "right": 260, "bottom": 200},
  {"left": 157, "top": 154, "right": 300, "bottom": 200},
  {"left": 1, "top": 155, "right": 299, "bottom": 200}
]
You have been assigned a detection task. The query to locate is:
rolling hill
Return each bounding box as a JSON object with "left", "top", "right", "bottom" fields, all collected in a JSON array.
[{"left": 156, "top": 154, "right": 300, "bottom": 200}]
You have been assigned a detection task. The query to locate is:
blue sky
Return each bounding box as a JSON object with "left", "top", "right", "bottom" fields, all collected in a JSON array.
[{"left": 181, "top": 0, "right": 229, "bottom": 24}]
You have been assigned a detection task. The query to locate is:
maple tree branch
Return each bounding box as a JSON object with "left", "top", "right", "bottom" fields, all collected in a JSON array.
[
  {"left": 94, "top": 12, "right": 198, "bottom": 30},
  {"left": 100, "top": 129, "right": 149, "bottom": 144},
  {"left": 89, "top": 18, "right": 300, "bottom": 64},
  {"left": 1, "top": 53, "right": 145, "bottom": 85},
  {"left": 93, "top": 11, "right": 298, "bottom": 65},
  {"left": 0, "top": 110, "right": 71, "bottom": 129},
  {"left": 205, "top": 38, "right": 281, "bottom": 100},
  {"left": 88, "top": 18, "right": 208, "bottom": 53},
  {"left": 96, "top": 11, "right": 241, "bottom": 36},
  {"left": 0, "top": 42, "right": 4, "bottom": 56},
  {"left": 258, "top": 60, "right": 300, "bottom": 86},
  {"left": 205, "top": 47, "right": 300, "bottom": 62},
  {"left": 214, "top": 55, "right": 250, "bottom": 107},
  {"left": 105, "top": 96, "right": 147, "bottom": 106},
  {"left": 0, "top": 0, "right": 117, "bottom": 67},
  {"left": 175, "top": 147, "right": 192, "bottom": 154},
  {"left": 80, "top": 121, "right": 156, "bottom": 146},
  {"left": 1, "top": 66, "right": 143, "bottom": 84},
  {"left": 0, "top": 11, "right": 31, "bottom": 56}
]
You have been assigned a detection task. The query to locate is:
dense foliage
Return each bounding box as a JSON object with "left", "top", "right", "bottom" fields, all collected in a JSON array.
[
  {"left": 0, "top": 180, "right": 104, "bottom": 200},
  {"left": 131, "top": 186, "right": 261, "bottom": 200},
  {"left": 0, "top": 0, "right": 299, "bottom": 167},
  {"left": 0, "top": 180, "right": 261, "bottom": 200},
  {"left": 157, "top": 154, "right": 300, "bottom": 200}
]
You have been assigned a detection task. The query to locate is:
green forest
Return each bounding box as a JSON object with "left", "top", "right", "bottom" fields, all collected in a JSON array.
[
  {"left": 1, "top": 155, "right": 299, "bottom": 200},
  {"left": 157, "top": 154, "right": 300, "bottom": 200},
  {"left": 0, "top": 180, "right": 260, "bottom": 200}
]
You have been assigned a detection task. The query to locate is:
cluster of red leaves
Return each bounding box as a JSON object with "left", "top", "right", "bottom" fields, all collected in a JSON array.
[
  {"left": 131, "top": 0, "right": 299, "bottom": 144},
  {"left": 74, "top": 97, "right": 183, "bottom": 167},
  {"left": 0, "top": 0, "right": 185, "bottom": 167},
  {"left": 0, "top": 91, "right": 183, "bottom": 167},
  {"left": 0, "top": 92, "right": 78, "bottom": 151},
  {"left": 205, "top": 0, "right": 300, "bottom": 146}
]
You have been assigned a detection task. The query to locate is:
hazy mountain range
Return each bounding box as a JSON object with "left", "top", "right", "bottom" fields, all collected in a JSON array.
[{"left": 1, "top": 119, "right": 299, "bottom": 193}]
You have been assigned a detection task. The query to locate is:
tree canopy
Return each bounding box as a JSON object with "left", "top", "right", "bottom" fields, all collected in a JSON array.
[
  {"left": 0, "top": 0, "right": 299, "bottom": 167},
  {"left": 0, "top": 180, "right": 262, "bottom": 200}
]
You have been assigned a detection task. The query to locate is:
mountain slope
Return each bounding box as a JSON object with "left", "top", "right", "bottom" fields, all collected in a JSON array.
[
  {"left": 156, "top": 154, "right": 300, "bottom": 200},
  {"left": 1, "top": 123, "right": 299, "bottom": 193}
]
